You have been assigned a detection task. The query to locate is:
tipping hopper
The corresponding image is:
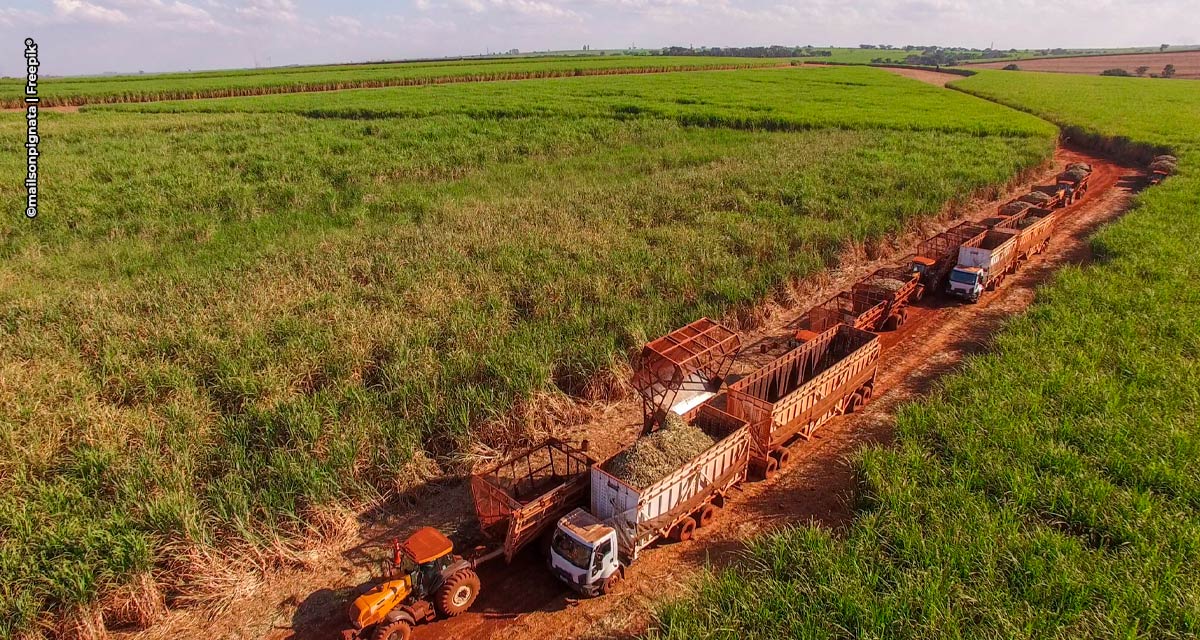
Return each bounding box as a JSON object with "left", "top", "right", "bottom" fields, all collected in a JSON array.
[{"left": 632, "top": 317, "right": 741, "bottom": 433}]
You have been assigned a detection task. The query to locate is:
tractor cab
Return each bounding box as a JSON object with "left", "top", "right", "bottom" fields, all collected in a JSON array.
[
  {"left": 549, "top": 508, "right": 621, "bottom": 597},
  {"left": 1149, "top": 170, "right": 1169, "bottom": 185},
  {"left": 908, "top": 255, "right": 939, "bottom": 290},
  {"left": 909, "top": 255, "right": 936, "bottom": 279},
  {"left": 397, "top": 527, "right": 456, "bottom": 600},
  {"left": 345, "top": 527, "right": 480, "bottom": 640}
]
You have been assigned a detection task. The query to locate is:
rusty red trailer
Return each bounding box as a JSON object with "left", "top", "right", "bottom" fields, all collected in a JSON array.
[
  {"left": 1056, "top": 169, "right": 1091, "bottom": 202},
  {"left": 851, "top": 266, "right": 924, "bottom": 330},
  {"left": 726, "top": 324, "right": 880, "bottom": 479},
  {"left": 469, "top": 439, "right": 595, "bottom": 563},
  {"left": 793, "top": 289, "right": 888, "bottom": 341},
  {"left": 1002, "top": 207, "right": 1059, "bottom": 257}
]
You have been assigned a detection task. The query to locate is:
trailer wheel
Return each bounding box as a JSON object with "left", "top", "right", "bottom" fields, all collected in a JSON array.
[
  {"left": 672, "top": 518, "right": 696, "bottom": 542},
  {"left": 696, "top": 504, "right": 716, "bottom": 528},
  {"left": 761, "top": 456, "right": 779, "bottom": 480},
  {"left": 373, "top": 621, "right": 412, "bottom": 640},
  {"left": 846, "top": 392, "right": 865, "bottom": 414},
  {"left": 777, "top": 449, "right": 791, "bottom": 468}
]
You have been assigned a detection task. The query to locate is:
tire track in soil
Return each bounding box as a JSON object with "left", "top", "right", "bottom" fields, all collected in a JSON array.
[{"left": 122, "top": 148, "right": 1143, "bottom": 640}]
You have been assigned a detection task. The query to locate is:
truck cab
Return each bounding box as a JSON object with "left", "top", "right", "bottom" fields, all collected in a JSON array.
[
  {"left": 948, "top": 266, "right": 984, "bottom": 302},
  {"left": 548, "top": 508, "right": 622, "bottom": 597}
]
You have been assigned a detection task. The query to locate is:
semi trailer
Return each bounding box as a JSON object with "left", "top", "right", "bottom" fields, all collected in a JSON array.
[
  {"left": 728, "top": 324, "right": 880, "bottom": 479},
  {"left": 793, "top": 268, "right": 923, "bottom": 342},
  {"left": 469, "top": 439, "right": 596, "bottom": 564},
  {"left": 1056, "top": 166, "right": 1092, "bottom": 203}
]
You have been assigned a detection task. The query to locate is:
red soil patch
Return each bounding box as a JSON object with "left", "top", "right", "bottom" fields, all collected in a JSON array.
[
  {"left": 878, "top": 67, "right": 960, "bottom": 87},
  {"left": 970, "top": 50, "right": 1200, "bottom": 78}
]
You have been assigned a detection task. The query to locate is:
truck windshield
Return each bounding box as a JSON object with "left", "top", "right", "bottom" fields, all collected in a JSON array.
[
  {"left": 949, "top": 270, "right": 978, "bottom": 285},
  {"left": 551, "top": 530, "right": 591, "bottom": 570}
]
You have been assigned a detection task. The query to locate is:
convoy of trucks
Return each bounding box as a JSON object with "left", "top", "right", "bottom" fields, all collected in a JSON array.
[{"left": 343, "top": 161, "right": 1102, "bottom": 638}]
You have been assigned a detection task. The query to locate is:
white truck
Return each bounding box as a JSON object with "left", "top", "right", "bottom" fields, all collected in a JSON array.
[
  {"left": 548, "top": 405, "right": 751, "bottom": 596},
  {"left": 948, "top": 207, "right": 1058, "bottom": 303}
]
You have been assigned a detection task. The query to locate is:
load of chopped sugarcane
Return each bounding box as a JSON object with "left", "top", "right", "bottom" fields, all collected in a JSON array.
[
  {"left": 866, "top": 277, "right": 908, "bottom": 292},
  {"left": 1059, "top": 168, "right": 1089, "bottom": 182},
  {"left": 605, "top": 414, "right": 717, "bottom": 489},
  {"left": 1150, "top": 159, "right": 1177, "bottom": 174},
  {"left": 1000, "top": 201, "right": 1033, "bottom": 216},
  {"left": 1019, "top": 191, "right": 1054, "bottom": 205}
]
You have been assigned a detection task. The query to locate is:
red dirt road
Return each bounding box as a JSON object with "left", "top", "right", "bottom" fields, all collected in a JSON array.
[
  {"left": 970, "top": 50, "right": 1200, "bottom": 78},
  {"left": 879, "top": 67, "right": 960, "bottom": 87},
  {"left": 120, "top": 145, "right": 1144, "bottom": 640}
]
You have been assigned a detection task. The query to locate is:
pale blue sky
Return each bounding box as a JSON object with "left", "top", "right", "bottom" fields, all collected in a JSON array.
[{"left": 2, "top": 0, "right": 1195, "bottom": 76}]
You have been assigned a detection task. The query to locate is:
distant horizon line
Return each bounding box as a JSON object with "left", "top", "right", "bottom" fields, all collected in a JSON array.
[{"left": 12, "top": 42, "right": 1196, "bottom": 81}]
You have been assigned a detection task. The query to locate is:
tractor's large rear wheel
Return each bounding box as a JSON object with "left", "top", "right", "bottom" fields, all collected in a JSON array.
[
  {"left": 373, "top": 620, "right": 412, "bottom": 640},
  {"left": 435, "top": 568, "right": 481, "bottom": 618}
]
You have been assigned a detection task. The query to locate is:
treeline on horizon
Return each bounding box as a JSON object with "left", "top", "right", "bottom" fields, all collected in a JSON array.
[
  {"left": 654, "top": 44, "right": 1124, "bottom": 67},
  {"left": 657, "top": 45, "right": 834, "bottom": 58},
  {"left": 654, "top": 44, "right": 1016, "bottom": 64}
]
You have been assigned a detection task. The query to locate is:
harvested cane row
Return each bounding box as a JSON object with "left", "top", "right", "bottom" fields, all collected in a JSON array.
[{"left": 5, "top": 62, "right": 785, "bottom": 109}]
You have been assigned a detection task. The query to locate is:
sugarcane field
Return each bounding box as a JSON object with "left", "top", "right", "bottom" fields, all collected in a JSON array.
[{"left": 3, "top": 7, "right": 1199, "bottom": 640}]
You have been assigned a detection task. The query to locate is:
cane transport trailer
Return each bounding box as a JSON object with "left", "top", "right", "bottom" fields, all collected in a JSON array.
[
  {"left": 851, "top": 267, "right": 924, "bottom": 330},
  {"left": 794, "top": 268, "right": 924, "bottom": 342},
  {"left": 727, "top": 324, "right": 881, "bottom": 479},
  {"left": 469, "top": 439, "right": 596, "bottom": 564},
  {"left": 548, "top": 405, "right": 751, "bottom": 596}
]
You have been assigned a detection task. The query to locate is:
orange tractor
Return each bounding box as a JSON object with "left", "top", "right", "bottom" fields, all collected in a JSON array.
[{"left": 343, "top": 527, "right": 480, "bottom": 640}]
